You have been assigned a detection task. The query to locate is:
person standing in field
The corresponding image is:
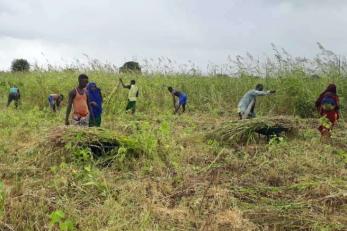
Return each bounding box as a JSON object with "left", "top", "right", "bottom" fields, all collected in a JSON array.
[
  {"left": 7, "top": 85, "right": 20, "bottom": 108},
  {"left": 238, "top": 84, "right": 275, "bottom": 119},
  {"left": 168, "top": 87, "right": 187, "bottom": 114},
  {"left": 65, "top": 74, "right": 90, "bottom": 126},
  {"left": 315, "top": 84, "right": 340, "bottom": 140},
  {"left": 48, "top": 94, "right": 64, "bottom": 112},
  {"left": 120, "top": 78, "right": 139, "bottom": 115},
  {"left": 87, "top": 82, "right": 103, "bottom": 127}
]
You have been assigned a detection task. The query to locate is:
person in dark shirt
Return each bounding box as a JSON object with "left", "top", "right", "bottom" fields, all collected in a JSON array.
[
  {"left": 7, "top": 85, "right": 21, "bottom": 108},
  {"left": 48, "top": 94, "right": 64, "bottom": 112}
]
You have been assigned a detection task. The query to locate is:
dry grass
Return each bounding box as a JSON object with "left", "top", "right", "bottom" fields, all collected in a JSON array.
[{"left": 0, "top": 73, "right": 346, "bottom": 230}]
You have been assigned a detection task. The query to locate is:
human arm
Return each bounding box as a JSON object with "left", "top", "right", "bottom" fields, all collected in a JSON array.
[
  {"left": 87, "top": 93, "right": 92, "bottom": 118},
  {"left": 172, "top": 94, "right": 176, "bottom": 108},
  {"left": 65, "top": 90, "right": 76, "bottom": 125},
  {"left": 120, "top": 79, "right": 131, "bottom": 89},
  {"left": 174, "top": 103, "right": 181, "bottom": 114},
  {"left": 252, "top": 90, "right": 275, "bottom": 96}
]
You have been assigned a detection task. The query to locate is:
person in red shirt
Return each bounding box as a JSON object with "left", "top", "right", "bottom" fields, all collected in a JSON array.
[
  {"left": 315, "top": 84, "right": 340, "bottom": 139},
  {"left": 65, "top": 74, "right": 90, "bottom": 126}
]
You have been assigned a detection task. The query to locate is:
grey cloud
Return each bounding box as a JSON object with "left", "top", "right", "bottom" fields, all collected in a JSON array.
[{"left": 0, "top": 0, "right": 347, "bottom": 70}]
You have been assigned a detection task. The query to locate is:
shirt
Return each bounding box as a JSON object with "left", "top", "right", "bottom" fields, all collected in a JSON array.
[
  {"left": 238, "top": 89, "right": 271, "bottom": 113},
  {"left": 128, "top": 85, "right": 139, "bottom": 101}
]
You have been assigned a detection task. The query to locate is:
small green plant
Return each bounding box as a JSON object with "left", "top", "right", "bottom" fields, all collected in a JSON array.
[
  {"left": 319, "top": 116, "right": 332, "bottom": 129},
  {"left": 117, "top": 146, "right": 128, "bottom": 163},
  {"left": 334, "top": 150, "right": 347, "bottom": 164},
  {"left": 49, "top": 210, "right": 75, "bottom": 231},
  {"left": 73, "top": 148, "right": 92, "bottom": 162},
  {"left": 269, "top": 136, "right": 285, "bottom": 145}
]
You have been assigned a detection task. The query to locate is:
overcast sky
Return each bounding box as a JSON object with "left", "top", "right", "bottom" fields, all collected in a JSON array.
[{"left": 1, "top": 0, "right": 347, "bottom": 71}]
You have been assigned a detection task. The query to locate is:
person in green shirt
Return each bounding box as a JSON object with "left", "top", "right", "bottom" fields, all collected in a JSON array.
[
  {"left": 120, "top": 79, "right": 139, "bottom": 114},
  {"left": 7, "top": 85, "right": 20, "bottom": 108}
]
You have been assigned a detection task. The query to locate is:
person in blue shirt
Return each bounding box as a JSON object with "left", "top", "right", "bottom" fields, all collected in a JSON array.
[
  {"left": 48, "top": 94, "right": 64, "bottom": 112},
  {"left": 168, "top": 87, "right": 187, "bottom": 114},
  {"left": 87, "top": 82, "right": 103, "bottom": 127},
  {"left": 238, "top": 84, "right": 275, "bottom": 119},
  {"left": 7, "top": 85, "right": 20, "bottom": 108}
]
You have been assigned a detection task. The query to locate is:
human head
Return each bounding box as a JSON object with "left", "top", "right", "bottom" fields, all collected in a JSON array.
[
  {"left": 168, "top": 86, "right": 173, "bottom": 93},
  {"left": 325, "top": 84, "right": 336, "bottom": 94},
  {"left": 78, "top": 74, "right": 89, "bottom": 88},
  {"left": 130, "top": 80, "right": 136, "bottom": 85},
  {"left": 87, "top": 82, "right": 97, "bottom": 91},
  {"left": 255, "top": 84, "right": 264, "bottom": 91}
]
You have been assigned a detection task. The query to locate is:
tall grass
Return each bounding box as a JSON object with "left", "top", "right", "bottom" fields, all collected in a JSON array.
[{"left": 0, "top": 71, "right": 345, "bottom": 119}]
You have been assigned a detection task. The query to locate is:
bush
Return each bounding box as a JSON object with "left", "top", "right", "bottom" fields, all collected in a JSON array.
[
  {"left": 294, "top": 97, "right": 316, "bottom": 118},
  {"left": 11, "top": 59, "right": 30, "bottom": 72},
  {"left": 119, "top": 61, "right": 141, "bottom": 74}
]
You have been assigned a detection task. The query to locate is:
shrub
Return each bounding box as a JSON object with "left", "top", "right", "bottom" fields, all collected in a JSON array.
[{"left": 11, "top": 59, "right": 30, "bottom": 72}]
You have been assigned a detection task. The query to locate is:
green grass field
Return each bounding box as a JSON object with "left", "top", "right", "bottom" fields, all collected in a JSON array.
[{"left": 0, "top": 71, "right": 346, "bottom": 230}]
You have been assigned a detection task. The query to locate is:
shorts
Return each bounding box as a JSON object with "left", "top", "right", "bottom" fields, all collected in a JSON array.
[
  {"left": 71, "top": 114, "right": 89, "bottom": 126},
  {"left": 179, "top": 94, "right": 187, "bottom": 106},
  {"left": 126, "top": 100, "right": 136, "bottom": 112},
  {"left": 8, "top": 93, "right": 19, "bottom": 101}
]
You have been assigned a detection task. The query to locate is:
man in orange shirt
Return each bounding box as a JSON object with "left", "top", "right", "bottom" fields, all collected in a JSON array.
[{"left": 65, "top": 74, "right": 90, "bottom": 126}]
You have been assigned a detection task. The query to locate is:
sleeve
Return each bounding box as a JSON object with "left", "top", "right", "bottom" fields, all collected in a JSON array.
[{"left": 252, "top": 90, "right": 270, "bottom": 96}]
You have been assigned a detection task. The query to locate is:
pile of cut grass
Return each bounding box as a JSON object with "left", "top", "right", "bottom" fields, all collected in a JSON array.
[
  {"left": 209, "top": 116, "right": 300, "bottom": 145},
  {"left": 34, "top": 126, "right": 145, "bottom": 168}
]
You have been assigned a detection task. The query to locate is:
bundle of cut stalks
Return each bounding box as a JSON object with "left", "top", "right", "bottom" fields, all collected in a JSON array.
[
  {"left": 209, "top": 116, "right": 300, "bottom": 145},
  {"left": 45, "top": 126, "right": 143, "bottom": 156}
]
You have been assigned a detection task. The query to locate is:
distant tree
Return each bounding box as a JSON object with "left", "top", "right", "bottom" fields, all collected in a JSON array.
[
  {"left": 119, "top": 61, "right": 141, "bottom": 74},
  {"left": 11, "top": 59, "right": 30, "bottom": 72}
]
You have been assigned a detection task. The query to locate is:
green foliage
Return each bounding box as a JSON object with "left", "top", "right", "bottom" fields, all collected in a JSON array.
[
  {"left": 49, "top": 210, "right": 75, "bottom": 231},
  {"left": 11, "top": 59, "right": 30, "bottom": 72},
  {"left": 119, "top": 61, "right": 141, "bottom": 74},
  {"left": 294, "top": 96, "right": 316, "bottom": 118}
]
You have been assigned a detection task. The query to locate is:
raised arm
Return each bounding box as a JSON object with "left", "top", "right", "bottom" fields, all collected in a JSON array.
[
  {"left": 65, "top": 90, "right": 76, "bottom": 125},
  {"left": 120, "top": 79, "right": 130, "bottom": 89}
]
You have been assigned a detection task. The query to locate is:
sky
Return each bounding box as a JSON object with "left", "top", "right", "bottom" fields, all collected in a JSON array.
[{"left": 1, "top": 0, "right": 347, "bottom": 71}]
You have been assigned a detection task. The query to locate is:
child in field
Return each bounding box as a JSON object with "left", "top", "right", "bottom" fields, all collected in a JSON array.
[
  {"left": 315, "top": 84, "right": 339, "bottom": 140},
  {"left": 120, "top": 78, "right": 139, "bottom": 115},
  {"left": 87, "top": 82, "right": 103, "bottom": 127},
  {"left": 168, "top": 87, "right": 187, "bottom": 114},
  {"left": 65, "top": 74, "right": 90, "bottom": 126},
  {"left": 48, "top": 94, "right": 64, "bottom": 112},
  {"left": 238, "top": 84, "right": 275, "bottom": 119},
  {"left": 7, "top": 85, "right": 20, "bottom": 108}
]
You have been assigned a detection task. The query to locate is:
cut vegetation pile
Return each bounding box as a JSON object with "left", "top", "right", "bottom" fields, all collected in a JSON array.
[
  {"left": 209, "top": 116, "right": 300, "bottom": 145},
  {"left": 35, "top": 126, "right": 145, "bottom": 168}
]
